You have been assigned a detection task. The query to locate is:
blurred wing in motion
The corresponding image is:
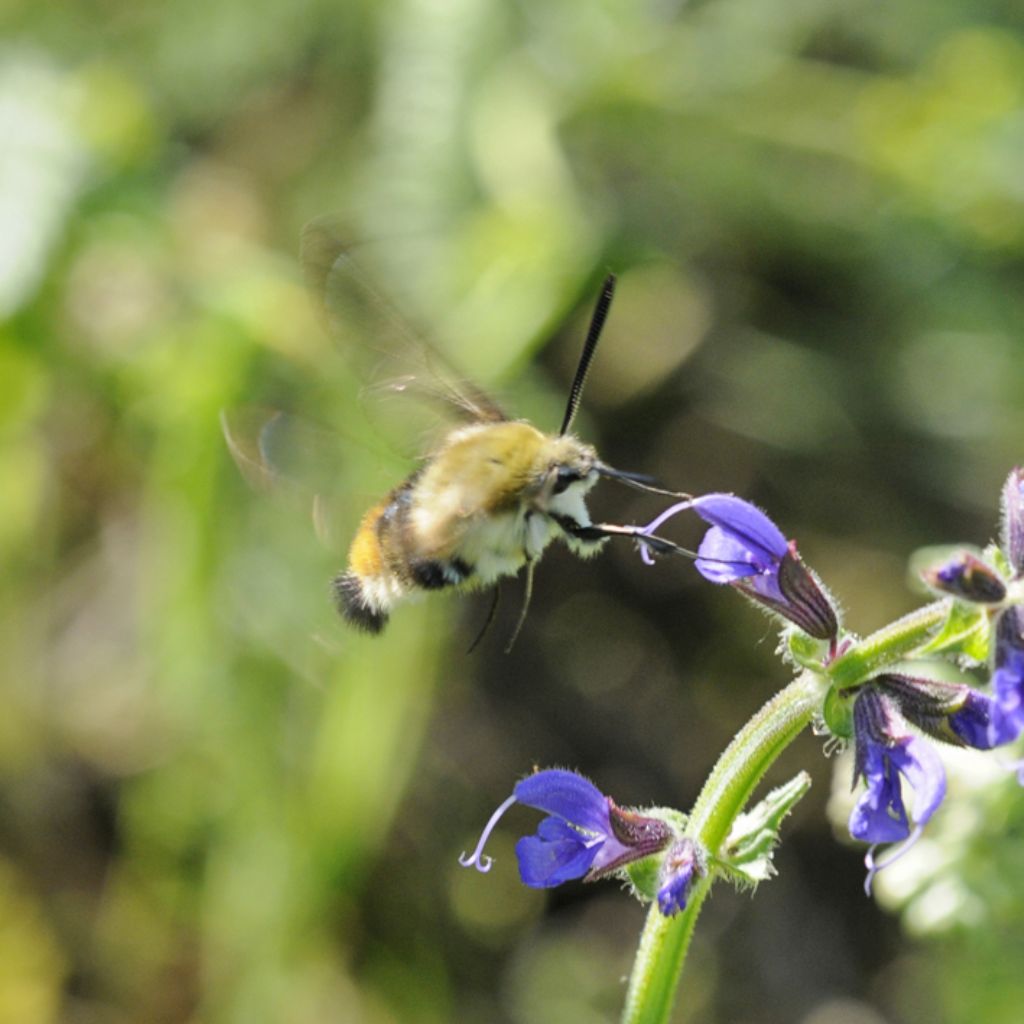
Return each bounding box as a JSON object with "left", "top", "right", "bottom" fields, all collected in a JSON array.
[
  {"left": 221, "top": 407, "right": 342, "bottom": 493},
  {"left": 220, "top": 406, "right": 392, "bottom": 552},
  {"left": 300, "top": 217, "right": 509, "bottom": 430}
]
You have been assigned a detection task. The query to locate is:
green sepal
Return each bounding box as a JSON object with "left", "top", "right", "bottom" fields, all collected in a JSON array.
[
  {"left": 822, "top": 686, "right": 855, "bottom": 739},
  {"left": 987, "top": 542, "right": 1012, "bottom": 580},
  {"left": 718, "top": 772, "right": 812, "bottom": 888},
  {"left": 785, "top": 628, "right": 828, "bottom": 671},
  {"left": 915, "top": 601, "right": 991, "bottom": 661},
  {"left": 623, "top": 808, "right": 687, "bottom": 903},
  {"left": 625, "top": 853, "right": 663, "bottom": 902}
]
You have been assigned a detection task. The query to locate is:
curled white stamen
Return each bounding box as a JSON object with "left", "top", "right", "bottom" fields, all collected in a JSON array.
[
  {"left": 994, "top": 753, "right": 1024, "bottom": 784},
  {"left": 640, "top": 500, "right": 695, "bottom": 566},
  {"left": 863, "top": 824, "right": 924, "bottom": 896},
  {"left": 458, "top": 794, "right": 518, "bottom": 874}
]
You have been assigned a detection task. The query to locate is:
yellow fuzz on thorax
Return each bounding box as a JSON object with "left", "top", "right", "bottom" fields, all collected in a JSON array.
[
  {"left": 418, "top": 422, "right": 551, "bottom": 515},
  {"left": 406, "top": 421, "right": 595, "bottom": 562}
]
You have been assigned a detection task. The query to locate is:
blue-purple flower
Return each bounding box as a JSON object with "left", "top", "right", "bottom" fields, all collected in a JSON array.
[
  {"left": 848, "top": 674, "right": 1020, "bottom": 874},
  {"left": 460, "top": 769, "right": 673, "bottom": 891},
  {"left": 848, "top": 688, "right": 947, "bottom": 892},
  {"left": 643, "top": 494, "right": 838, "bottom": 641},
  {"left": 874, "top": 673, "right": 1014, "bottom": 751},
  {"left": 916, "top": 470, "right": 1024, "bottom": 750}
]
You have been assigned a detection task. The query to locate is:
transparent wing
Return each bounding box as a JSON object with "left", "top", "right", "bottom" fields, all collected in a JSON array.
[
  {"left": 301, "top": 217, "right": 509, "bottom": 431},
  {"left": 220, "top": 406, "right": 399, "bottom": 553},
  {"left": 221, "top": 406, "right": 351, "bottom": 492}
]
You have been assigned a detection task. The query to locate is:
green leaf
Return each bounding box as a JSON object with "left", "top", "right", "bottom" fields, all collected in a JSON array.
[
  {"left": 916, "top": 601, "right": 991, "bottom": 661},
  {"left": 719, "top": 772, "right": 812, "bottom": 888}
]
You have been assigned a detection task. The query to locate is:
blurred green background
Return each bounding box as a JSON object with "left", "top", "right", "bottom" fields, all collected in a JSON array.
[{"left": 3, "top": 0, "right": 1024, "bottom": 1021}]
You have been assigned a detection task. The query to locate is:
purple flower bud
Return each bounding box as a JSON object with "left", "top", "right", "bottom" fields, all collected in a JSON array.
[
  {"left": 849, "top": 688, "right": 947, "bottom": 892},
  {"left": 921, "top": 551, "right": 1007, "bottom": 604},
  {"left": 874, "top": 673, "right": 1013, "bottom": 750},
  {"left": 656, "top": 837, "right": 702, "bottom": 916},
  {"left": 459, "top": 770, "right": 673, "bottom": 890},
  {"left": 1001, "top": 468, "right": 1024, "bottom": 578}
]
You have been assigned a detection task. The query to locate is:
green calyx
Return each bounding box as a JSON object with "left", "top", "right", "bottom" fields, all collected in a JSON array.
[
  {"left": 823, "top": 685, "right": 855, "bottom": 738},
  {"left": 786, "top": 628, "right": 831, "bottom": 670},
  {"left": 623, "top": 808, "right": 688, "bottom": 902}
]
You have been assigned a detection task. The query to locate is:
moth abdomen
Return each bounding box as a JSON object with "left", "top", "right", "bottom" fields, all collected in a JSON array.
[{"left": 332, "top": 570, "right": 389, "bottom": 634}]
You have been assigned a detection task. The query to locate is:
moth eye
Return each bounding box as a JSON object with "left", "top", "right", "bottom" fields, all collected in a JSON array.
[{"left": 553, "top": 466, "right": 582, "bottom": 495}]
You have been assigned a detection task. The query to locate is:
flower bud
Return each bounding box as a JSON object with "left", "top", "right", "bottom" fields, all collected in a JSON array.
[
  {"left": 921, "top": 551, "right": 1006, "bottom": 604},
  {"left": 656, "top": 837, "right": 703, "bottom": 917},
  {"left": 874, "top": 673, "right": 1007, "bottom": 749}
]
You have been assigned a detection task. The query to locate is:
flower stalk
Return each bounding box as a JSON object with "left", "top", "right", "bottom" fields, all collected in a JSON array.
[
  {"left": 621, "top": 673, "right": 823, "bottom": 1024},
  {"left": 827, "top": 601, "right": 950, "bottom": 690},
  {"left": 458, "top": 474, "right": 1024, "bottom": 1023}
]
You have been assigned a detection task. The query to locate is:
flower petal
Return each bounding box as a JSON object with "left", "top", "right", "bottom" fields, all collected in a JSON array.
[
  {"left": 849, "top": 742, "right": 910, "bottom": 843},
  {"left": 695, "top": 526, "right": 763, "bottom": 583},
  {"left": 513, "top": 770, "right": 610, "bottom": 836},
  {"left": 515, "top": 825, "right": 600, "bottom": 887},
  {"left": 586, "top": 832, "right": 636, "bottom": 876},
  {"left": 949, "top": 690, "right": 1017, "bottom": 749},
  {"left": 691, "top": 495, "right": 788, "bottom": 563},
  {"left": 891, "top": 737, "right": 946, "bottom": 829}
]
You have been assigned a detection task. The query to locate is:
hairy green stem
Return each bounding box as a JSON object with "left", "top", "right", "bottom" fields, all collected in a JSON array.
[
  {"left": 621, "top": 673, "right": 823, "bottom": 1024},
  {"left": 828, "top": 600, "right": 948, "bottom": 690}
]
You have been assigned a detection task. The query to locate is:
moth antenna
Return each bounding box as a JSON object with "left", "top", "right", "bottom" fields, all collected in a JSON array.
[
  {"left": 467, "top": 585, "right": 501, "bottom": 654},
  {"left": 559, "top": 273, "right": 616, "bottom": 436},
  {"left": 504, "top": 561, "right": 536, "bottom": 654}
]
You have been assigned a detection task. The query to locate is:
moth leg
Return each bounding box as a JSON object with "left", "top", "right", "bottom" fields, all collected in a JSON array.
[
  {"left": 504, "top": 560, "right": 536, "bottom": 655},
  {"left": 556, "top": 518, "right": 700, "bottom": 559},
  {"left": 467, "top": 585, "right": 501, "bottom": 654},
  {"left": 410, "top": 557, "right": 474, "bottom": 590}
]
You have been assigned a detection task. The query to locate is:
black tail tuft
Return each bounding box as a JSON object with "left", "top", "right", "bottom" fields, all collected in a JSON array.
[{"left": 332, "top": 572, "right": 388, "bottom": 634}]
